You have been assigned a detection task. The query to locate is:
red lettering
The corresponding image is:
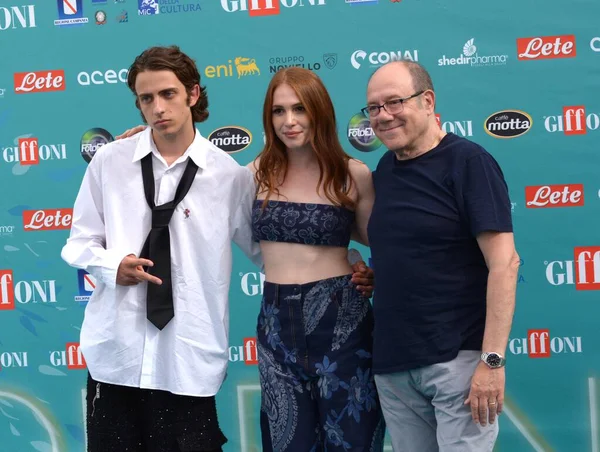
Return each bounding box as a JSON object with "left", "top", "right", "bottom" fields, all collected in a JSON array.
[
  {"left": 0, "top": 270, "right": 15, "bottom": 310},
  {"left": 248, "top": 0, "right": 280, "bottom": 16},
  {"left": 528, "top": 329, "right": 550, "bottom": 358},
  {"left": 14, "top": 70, "right": 66, "bottom": 94},
  {"left": 574, "top": 247, "right": 600, "bottom": 290},
  {"left": 243, "top": 337, "right": 258, "bottom": 365},
  {"left": 66, "top": 343, "right": 87, "bottom": 369},
  {"left": 525, "top": 184, "right": 584, "bottom": 208},
  {"left": 517, "top": 35, "right": 576, "bottom": 60},
  {"left": 18, "top": 138, "right": 39, "bottom": 165},
  {"left": 562, "top": 106, "right": 586, "bottom": 135},
  {"left": 23, "top": 209, "right": 73, "bottom": 231}
]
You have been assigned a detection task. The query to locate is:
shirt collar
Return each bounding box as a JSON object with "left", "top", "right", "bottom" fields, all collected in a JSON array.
[{"left": 132, "top": 127, "right": 208, "bottom": 169}]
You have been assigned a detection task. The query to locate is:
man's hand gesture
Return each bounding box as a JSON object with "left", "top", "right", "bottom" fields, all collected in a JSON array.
[{"left": 116, "top": 254, "right": 162, "bottom": 286}]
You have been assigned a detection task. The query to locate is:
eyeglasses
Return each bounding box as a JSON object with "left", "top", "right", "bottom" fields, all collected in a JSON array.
[{"left": 361, "top": 91, "right": 425, "bottom": 118}]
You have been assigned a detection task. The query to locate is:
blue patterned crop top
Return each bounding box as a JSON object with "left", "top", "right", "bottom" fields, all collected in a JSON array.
[{"left": 251, "top": 199, "right": 355, "bottom": 247}]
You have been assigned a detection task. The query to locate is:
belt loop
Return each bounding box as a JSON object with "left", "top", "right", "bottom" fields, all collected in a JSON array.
[{"left": 274, "top": 285, "right": 279, "bottom": 308}]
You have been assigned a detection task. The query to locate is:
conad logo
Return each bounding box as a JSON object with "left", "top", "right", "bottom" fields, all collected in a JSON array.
[
  {"left": 208, "top": 126, "right": 252, "bottom": 153},
  {"left": 484, "top": 110, "right": 532, "bottom": 139}
]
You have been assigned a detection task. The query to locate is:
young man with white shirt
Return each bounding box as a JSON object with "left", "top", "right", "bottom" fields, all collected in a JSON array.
[
  {"left": 63, "top": 45, "right": 375, "bottom": 451},
  {"left": 61, "top": 46, "right": 262, "bottom": 452}
]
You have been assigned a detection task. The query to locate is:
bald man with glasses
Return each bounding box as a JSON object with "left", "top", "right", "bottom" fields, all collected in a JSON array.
[{"left": 363, "top": 60, "right": 520, "bottom": 452}]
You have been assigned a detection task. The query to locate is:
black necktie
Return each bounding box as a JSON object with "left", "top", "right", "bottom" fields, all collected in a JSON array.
[{"left": 139, "top": 153, "right": 198, "bottom": 330}]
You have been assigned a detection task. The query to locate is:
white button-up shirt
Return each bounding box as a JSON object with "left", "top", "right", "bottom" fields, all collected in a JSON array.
[{"left": 61, "top": 128, "right": 262, "bottom": 397}]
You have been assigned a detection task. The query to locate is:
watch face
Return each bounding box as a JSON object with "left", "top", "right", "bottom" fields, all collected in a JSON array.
[{"left": 487, "top": 353, "right": 502, "bottom": 367}]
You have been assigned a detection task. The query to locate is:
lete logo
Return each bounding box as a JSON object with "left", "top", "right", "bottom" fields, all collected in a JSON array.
[
  {"left": 525, "top": 184, "right": 584, "bottom": 208},
  {"left": 14, "top": 70, "right": 65, "bottom": 94},
  {"left": 23, "top": 209, "right": 72, "bottom": 231},
  {"left": 517, "top": 35, "right": 576, "bottom": 60}
]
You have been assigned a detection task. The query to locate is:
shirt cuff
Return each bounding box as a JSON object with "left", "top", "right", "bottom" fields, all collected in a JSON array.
[{"left": 93, "top": 248, "right": 137, "bottom": 290}]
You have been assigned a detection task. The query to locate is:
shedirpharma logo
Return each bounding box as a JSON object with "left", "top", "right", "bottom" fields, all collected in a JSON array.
[{"left": 438, "top": 38, "right": 508, "bottom": 67}]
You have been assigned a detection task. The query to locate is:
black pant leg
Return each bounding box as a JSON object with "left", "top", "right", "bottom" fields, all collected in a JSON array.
[{"left": 86, "top": 373, "right": 144, "bottom": 452}]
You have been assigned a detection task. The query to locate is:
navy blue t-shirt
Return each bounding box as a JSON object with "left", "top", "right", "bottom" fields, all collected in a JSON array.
[{"left": 367, "top": 133, "right": 513, "bottom": 374}]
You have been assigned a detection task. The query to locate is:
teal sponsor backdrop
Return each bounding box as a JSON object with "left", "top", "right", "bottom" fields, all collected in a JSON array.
[{"left": 0, "top": 0, "right": 599, "bottom": 450}]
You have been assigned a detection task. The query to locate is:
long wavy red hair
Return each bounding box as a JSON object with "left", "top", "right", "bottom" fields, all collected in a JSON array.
[{"left": 255, "top": 67, "right": 355, "bottom": 209}]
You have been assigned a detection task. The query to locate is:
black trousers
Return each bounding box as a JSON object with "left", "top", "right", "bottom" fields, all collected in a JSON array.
[{"left": 86, "top": 373, "right": 227, "bottom": 452}]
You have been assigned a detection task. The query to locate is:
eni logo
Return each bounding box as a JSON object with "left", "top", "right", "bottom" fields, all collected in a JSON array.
[
  {"left": 234, "top": 57, "right": 260, "bottom": 78},
  {"left": 204, "top": 57, "right": 261, "bottom": 79}
]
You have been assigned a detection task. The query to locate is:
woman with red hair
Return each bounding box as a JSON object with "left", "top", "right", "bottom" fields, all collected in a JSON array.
[{"left": 250, "top": 67, "right": 384, "bottom": 451}]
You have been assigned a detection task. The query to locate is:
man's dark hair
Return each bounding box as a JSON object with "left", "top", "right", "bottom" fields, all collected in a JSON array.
[{"left": 127, "top": 45, "right": 209, "bottom": 123}]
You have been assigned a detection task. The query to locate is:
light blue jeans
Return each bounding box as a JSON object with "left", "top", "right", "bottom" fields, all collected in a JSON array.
[{"left": 374, "top": 350, "right": 499, "bottom": 452}]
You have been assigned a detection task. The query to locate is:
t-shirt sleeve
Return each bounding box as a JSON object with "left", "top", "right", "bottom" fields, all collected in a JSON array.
[{"left": 458, "top": 152, "right": 513, "bottom": 237}]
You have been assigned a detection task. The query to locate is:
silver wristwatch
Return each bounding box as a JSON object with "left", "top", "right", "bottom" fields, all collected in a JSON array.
[{"left": 481, "top": 352, "right": 506, "bottom": 369}]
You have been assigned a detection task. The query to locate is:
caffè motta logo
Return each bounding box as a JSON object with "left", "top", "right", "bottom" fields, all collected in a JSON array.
[{"left": 484, "top": 110, "right": 532, "bottom": 138}]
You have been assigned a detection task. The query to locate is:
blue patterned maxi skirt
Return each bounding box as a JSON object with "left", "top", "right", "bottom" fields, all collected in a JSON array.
[{"left": 257, "top": 274, "right": 385, "bottom": 451}]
